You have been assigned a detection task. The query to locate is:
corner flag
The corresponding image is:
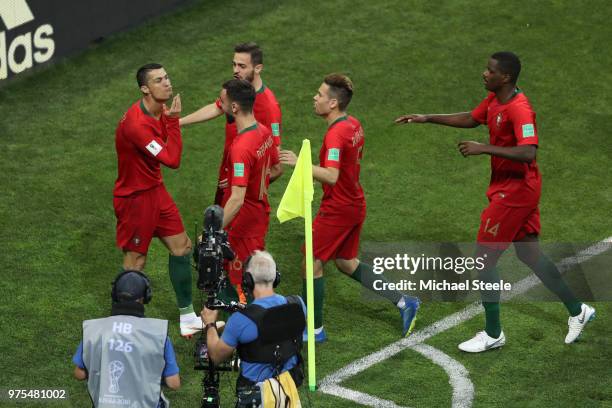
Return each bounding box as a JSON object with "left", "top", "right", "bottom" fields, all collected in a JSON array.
[
  {"left": 277, "top": 139, "right": 317, "bottom": 391},
  {"left": 277, "top": 139, "right": 314, "bottom": 222}
]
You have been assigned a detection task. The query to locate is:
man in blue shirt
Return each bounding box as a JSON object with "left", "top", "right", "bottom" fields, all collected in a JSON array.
[
  {"left": 201, "top": 250, "right": 306, "bottom": 404},
  {"left": 72, "top": 270, "right": 180, "bottom": 408}
]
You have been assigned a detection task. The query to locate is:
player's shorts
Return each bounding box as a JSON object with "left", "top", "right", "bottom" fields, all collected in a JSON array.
[
  {"left": 113, "top": 184, "right": 185, "bottom": 254},
  {"left": 226, "top": 234, "right": 265, "bottom": 285},
  {"left": 306, "top": 214, "right": 364, "bottom": 262},
  {"left": 476, "top": 200, "right": 540, "bottom": 250}
]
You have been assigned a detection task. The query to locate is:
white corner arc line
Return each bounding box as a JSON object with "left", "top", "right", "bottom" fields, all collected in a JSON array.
[
  {"left": 319, "top": 237, "right": 612, "bottom": 407},
  {"left": 319, "top": 303, "right": 483, "bottom": 386},
  {"left": 411, "top": 344, "right": 474, "bottom": 408}
]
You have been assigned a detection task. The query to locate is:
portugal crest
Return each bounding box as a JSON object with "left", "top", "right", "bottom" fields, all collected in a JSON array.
[{"left": 496, "top": 112, "right": 503, "bottom": 128}]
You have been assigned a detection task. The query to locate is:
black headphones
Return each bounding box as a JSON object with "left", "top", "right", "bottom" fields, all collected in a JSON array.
[
  {"left": 241, "top": 255, "right": 281, "bottom": 296},
  {"left": 111, "top": 270, "right": 152, "bottom": 304}
]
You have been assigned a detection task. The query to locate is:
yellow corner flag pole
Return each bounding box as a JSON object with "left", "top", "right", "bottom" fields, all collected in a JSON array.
[
  {"left": 302, "top": 154, "right": 316, "bottom": 392},
  {"left": 276, "top": 139, "right": 316, "bottom": 391}
]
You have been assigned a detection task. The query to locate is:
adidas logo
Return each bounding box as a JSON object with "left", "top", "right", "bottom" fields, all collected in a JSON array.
[{"left": 0, "top": 0, "right": 55, "bottom": 80}]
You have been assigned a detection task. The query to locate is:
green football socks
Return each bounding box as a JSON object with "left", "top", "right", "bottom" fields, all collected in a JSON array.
[
  {"left": 483, "top": 302, "right": 502, "bottom": 338},
  {"left": 479, "top": 267, "right": 502, "bottom": 338},
  {"left": 303, "top": 277, "right": 325, "bottom": 328},
  {"left": 349, "top": 262, "right": 402, "bottom": 305},
  {"left": 169, "top": 253, "right": 194, "bottom": 314},
  {"left": 531, "top": 255, "right": 582, "bottom": 316}
]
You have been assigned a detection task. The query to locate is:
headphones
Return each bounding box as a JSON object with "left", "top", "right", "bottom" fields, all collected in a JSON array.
[
  {"left": 111, "top": 270, "right": 152, "bottom": 304},
  {"left": 241, "top": 255, "right": 281, "bottom": 296}
]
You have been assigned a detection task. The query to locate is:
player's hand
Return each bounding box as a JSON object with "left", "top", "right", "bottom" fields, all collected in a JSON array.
[
  {"left": 395, "top": 114, "right": 428, "bottom": 124},
  {"left": 279, "top": 150, "right": 298, "bottom": 167},
  {"left": 165, "top": 94, "right": 182, "bottom": 118},
  {"left": 218, "top": 178, "right": 229, "bottom": 189},
  {"left": 458, "top": 141, "right": 486, "bottom": 157},
  {"left": 201, "top": 307, "right": 218, "bottom": 325}
]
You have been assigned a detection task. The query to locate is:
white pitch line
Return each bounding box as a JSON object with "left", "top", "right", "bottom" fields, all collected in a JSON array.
[
  {"left": 319, "top": 237, "right": 612, "bottom": 407},
  {"left": 319, "top": 303, "right": 483, "bottom": 386},
  {"left": 319, "top": 384, "right": 409, "bottom": 408},
  {"left": 411, "top": 344, "right": 474, "bottom": 408}
]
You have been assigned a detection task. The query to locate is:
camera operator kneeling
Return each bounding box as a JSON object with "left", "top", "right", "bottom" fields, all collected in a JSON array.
[{"left": 201, "top": 250, "right": 306, "bottom": 408}]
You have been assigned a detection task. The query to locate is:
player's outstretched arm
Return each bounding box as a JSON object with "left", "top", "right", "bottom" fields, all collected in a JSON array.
[
  {"left": 280, "top": 149, "right": 339, "bottom": 185},
  {"left": 179, "top": 102, "right": 223, "bottom": 127},
  {"left": 312, "top": 165, "right": 339, "bottom": 186},
  {"left": 279, "top": 150, "right": 297, "bottom": 166},
  {"left": 458, "top": 141, "right": 536, "bottom": 163},
  {"left": 395, "top": 112, "right": 479, "bottom": 128}
]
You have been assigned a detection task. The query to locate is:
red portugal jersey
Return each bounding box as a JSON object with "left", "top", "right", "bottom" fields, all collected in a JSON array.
[
  {"left": 318, "top": 115, "right": 366, "bottom": 225},
  {"left": 225, "top": 123, "right": 279, "bottom": 238},
  {"left": 471, "top": 91, "right": 541, "bottom": 207},
  {"left": 215, "top": 84, "right": 282, "bottom": 187},
  {"left": 113, "top": 100, "right": 182, "bottom": 197}
]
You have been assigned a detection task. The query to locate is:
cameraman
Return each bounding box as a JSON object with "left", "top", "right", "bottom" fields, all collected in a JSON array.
[
  {"left": 72, "top": 271, "right": 180, "bottom": 407},
  {"left": 201, "top": 251, "right": 305, "bottom": 407}
]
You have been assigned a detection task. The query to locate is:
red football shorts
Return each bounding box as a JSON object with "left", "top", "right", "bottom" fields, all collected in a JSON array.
[
  {"left": 226, "top": 234, "right": 265, "bottom": 285},
  {"left": 307, "top": 215, "right": 364, "bottom": 262},
  {"left": 114, "top": 184, "right": 185, "bottom": 254},
  {"left": 476, "top": 200, "right": 540, "bottom": 250}
]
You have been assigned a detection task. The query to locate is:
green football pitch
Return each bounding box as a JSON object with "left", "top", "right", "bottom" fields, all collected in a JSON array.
[{"left": 1, "top": 0, "right": 611, "bottom": 406}]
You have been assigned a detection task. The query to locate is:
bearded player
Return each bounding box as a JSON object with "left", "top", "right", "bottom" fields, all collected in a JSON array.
[
  {"left": 280, "top": 74, "right": 420, "bottom": 342},
  {"left": 395, "top": 51, "right": 595, "bottom": 352},
  {"left": 218, "top": 79, "right": 282, "bottom": 303},
  {"left": 113, "top": 63, "right": 202, "bottom": 337},
  {"left": 180, "top": 42, "right": 282, "bottom": 205}
]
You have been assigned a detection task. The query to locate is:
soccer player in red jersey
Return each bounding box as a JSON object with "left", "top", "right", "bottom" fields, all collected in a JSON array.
[
  {"left": 180, "top": 42, "right": 282, "bottom": 206},
  {"left": 217, "top": 79, "right": 282, "bottom": 303},
  {"left": 280, "top": 74, "right": 419, "bottom": 342},
  {"left": 114, "top": 63, "right": 202, "bottom": 337},
  {"left": 396, "top": 52, "right": 594, "bottom": 352}
]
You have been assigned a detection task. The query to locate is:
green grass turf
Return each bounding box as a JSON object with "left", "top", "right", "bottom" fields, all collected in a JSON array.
[{"left": 1, "top": 0, "right": 611, "bottom": 406}]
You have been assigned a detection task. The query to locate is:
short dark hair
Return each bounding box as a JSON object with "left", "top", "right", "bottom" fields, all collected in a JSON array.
[
  {"left": 222, "top": 79, "right": 256, "bottom": 113},
  {"left": 324, "top": 74, "right": 353, "bottom": 111},
  {"left": 136, "top": 63, "right": 163, "bottom": 87},
  {"left": 491, "top": 51, "right": 521, "bottom": 84},
  {"left": 234, "top": 42, "right": 263, "bottom": 65}
]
